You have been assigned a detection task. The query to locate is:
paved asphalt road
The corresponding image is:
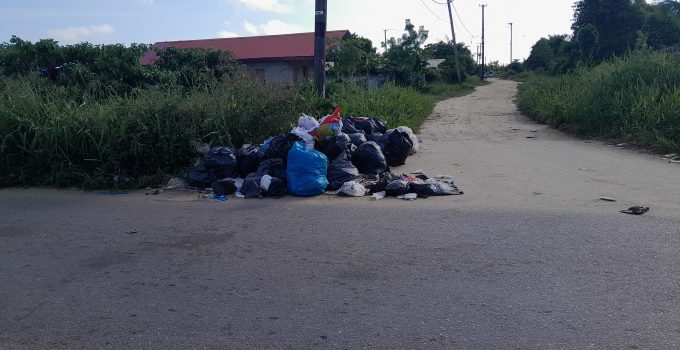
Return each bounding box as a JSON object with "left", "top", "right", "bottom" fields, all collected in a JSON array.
[{"left": 2, "top": 80, "right": 680, "bottom": 349}]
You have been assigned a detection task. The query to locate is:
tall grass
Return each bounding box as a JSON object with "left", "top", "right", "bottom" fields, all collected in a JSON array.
[
  {"left": 0, "top": 72, "right": 482, "bottom": 188},
  {"left": 517, "top": 51, "right": 680, "bottom": 152}
]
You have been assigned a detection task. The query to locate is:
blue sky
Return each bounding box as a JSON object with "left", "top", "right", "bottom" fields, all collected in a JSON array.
[{"left": 1, "top": 0, "right": 583, "bottom": 64}]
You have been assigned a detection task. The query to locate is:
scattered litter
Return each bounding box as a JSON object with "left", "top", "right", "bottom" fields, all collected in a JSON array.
[
  {"left": 371, "top": 191, "right": 386, "bottom": 201},
  {"left": 530, "top": 130, "right": 538, "bottom": 132},
  {"left": 164, "top": 177, "right": 187, "bottom": 190},
  {"left": 526, "top": 136, "right": 536, "bottom": 139},
  {"left": 599, "top": 197, "right": 617, "bottom": 202},
  {"left": 616, "top": 143, "right": 627, "bottom": 148},
  {"left": 338, "top": 181, "right": 368, "bottom": 197},
  {"left": 620, "top": 206, "right": 649, "bottom": 215},
  {"left": 510, "top": 128, "right": 521, "bottom": 131},
  {"left": 178, "top": 109, "right": 463, "bottom": 201},
  {"left": 397, "top": 193, "right": 418, "bottom": 201},
  {"left": 126, "top": 229, "right": 138, "bottom": 235},
  {"left": 671, "top": 160, "right": 680, "bottom": 164}
]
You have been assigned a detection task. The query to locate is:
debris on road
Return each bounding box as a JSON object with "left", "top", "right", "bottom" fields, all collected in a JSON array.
[
  {"left": 599, "top": 197, "right": 617, "bottom": 202},
  {"left": 170, "top": 108, "right": 463, "bottom": 201},
  {"left": 620, "top": 206, "right": 649, "bottom": 215}
]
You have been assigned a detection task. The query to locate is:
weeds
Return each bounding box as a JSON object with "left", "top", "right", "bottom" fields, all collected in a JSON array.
[{"left": 517, "top": 51, "right": 680, "bottom": 152}]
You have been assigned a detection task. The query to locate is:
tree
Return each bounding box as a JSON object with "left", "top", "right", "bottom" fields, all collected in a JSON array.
[
  {"left": 641, "top": 0, "right": 680, "bottom": 50},
  {"left": 572, "top": 0, "right": 644, "bottom": 59},
  {"left": 426, "top": 41, "right": 476, "bottom": 82},
  {"left": 382, "top": 19, "right": 429, "bottom": 88},
  {"left": 327, "top": 33, "right": 378, "bottom": 78},
  {"left": 525, "top": 38, "right": 555, "bottom": 71}
]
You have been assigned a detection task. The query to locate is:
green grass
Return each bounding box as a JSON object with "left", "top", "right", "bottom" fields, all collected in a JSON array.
[
  {"left": 517, "top": 51, "right": 680, "bottom": 152},
  {"left": 0, "top": 73, "right": 484, "bottom": 189}
]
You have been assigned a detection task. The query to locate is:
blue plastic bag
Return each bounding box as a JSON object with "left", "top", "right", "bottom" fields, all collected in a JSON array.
[{"left": 286, "top": 142, "right": 329, "bottom": 197}]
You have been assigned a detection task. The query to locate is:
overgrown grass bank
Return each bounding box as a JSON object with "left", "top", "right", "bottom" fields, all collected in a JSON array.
[
  {"left": 0, "top": 74, "right": 481, "bottom": 188},
  {"left": 517, "top": 51, "right": 680, "bottom": 152}
]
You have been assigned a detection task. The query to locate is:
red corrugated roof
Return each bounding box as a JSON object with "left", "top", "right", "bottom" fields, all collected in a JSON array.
[{"left": 140, "top": 30, "right": 351, "bottom": 65}]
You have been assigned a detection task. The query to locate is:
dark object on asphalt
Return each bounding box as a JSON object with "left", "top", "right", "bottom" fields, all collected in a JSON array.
[
  {"left": 347, "top": 133, "right": 367, "bottom": 147},
  {"left": 385, "top": 180, "right": 410, "bottom": 197},
  {"left": 352, "top": 141, "right": 387, "bottom": 176},
  {"left": 353, "top": 118, "right": 388, "bottom": 135},
  {"left": 409, "top": 183, "right": 459, "bottom": 198},
  {"left": 260, "top": 134, "right": 300, "bottom": 162},
  {"left": 620, "top": 206, "right": 649, "bottom": 215},
  {"left": 326, "top": 152, "right": 361, "bottom": 191},
  {"left": 257, "top": 158, "right": 287, "bottom": 182},
  {"left": 241, "top": 173, "right": 264, "bottom": 199},
  {"left": 286, "top": 142, "right": 329, "bottom": 197},
  {"left": 341, "top": 117, "right": 363, "bottom": 135},
  {"left": 236, "top": 145, "right": 261, "bottom": 178},
  {"left": 204, "top": 147, "right": 239, "bottom": 179},
  {"left": 384, "top": 129, "right": 414, "bottom": 167},
  {"left": 212, "top": 179, "right": 237, "bottom": 196},
  {"left": 318, "top": 134, "right": 355, "bottom": 161},
  {"left": 263, "top": 177, "right": 286, "bottom": 198},
  {"left": 187, "top": 164, "right": 214, "bottom": 189}
]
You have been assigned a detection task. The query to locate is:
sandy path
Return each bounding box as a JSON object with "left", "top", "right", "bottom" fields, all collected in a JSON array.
[{"left": 405, "top": 78, "right": 680, "bottom": 217}]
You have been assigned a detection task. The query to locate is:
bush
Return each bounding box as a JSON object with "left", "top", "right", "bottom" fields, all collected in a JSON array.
[{"left": 517, "top": 50, "right": 680, "bottom": 152}]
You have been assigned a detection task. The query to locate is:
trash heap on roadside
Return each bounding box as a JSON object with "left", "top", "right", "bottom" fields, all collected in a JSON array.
[{"left": 183, "top": 108, "right": 463, "bottom": 200}]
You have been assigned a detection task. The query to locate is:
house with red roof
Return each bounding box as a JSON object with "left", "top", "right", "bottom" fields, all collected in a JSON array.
[{"left": 140, "top": 30, "right": 351, "bottom": 84}]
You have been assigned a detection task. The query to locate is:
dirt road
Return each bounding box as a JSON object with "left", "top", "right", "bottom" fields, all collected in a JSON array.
[
  {"left": 2, "top": 79, "right": 680, "bottom": 349},
  {"left": 407, "top": 78, "right": 680, "bottom": 216}
]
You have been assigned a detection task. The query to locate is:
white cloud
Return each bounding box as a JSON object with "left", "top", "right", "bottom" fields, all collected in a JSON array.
[
  {"left": 243, "top": 21, "right": 260, "bottom": 35},
  {"left": 259, "top": 19, "right": 303, "bottom": 35},
  {"left": 48, "top": 23, "right": 115, "bottom": 43},
  {"left": 218, "top": 31, "right": 239, "bottom": 38},
  {"left": 242, "top": 20, "right": 304, "bottom": 36},
  {"left": 239, "top": 0, "right": 293, "bottom": 13}
]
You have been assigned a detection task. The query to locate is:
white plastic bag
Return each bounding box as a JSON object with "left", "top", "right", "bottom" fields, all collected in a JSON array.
[
  {"left": 291, "top": 127, "right": 316, "bottom": 150},
  {"left": 338, "top": 181, "right": 368, "bottom": 197},
  {"left": 298, "top": 114, "right": 319, "bottom": 131}
]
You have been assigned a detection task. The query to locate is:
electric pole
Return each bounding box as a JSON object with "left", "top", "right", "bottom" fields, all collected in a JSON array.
[
  {"left": 508, "top": 22, "right": 513, "bottom": 64},
  {"left": 446, "top": 0, "right": 462, "bottom": 83},
  {"left": 480, "top": 4, "right": 486, "bottom": 80},
  {"left": 313, "top": 0, "right": 327, "bottom": 97},
  {"left": 384, "top": 29, "right": 388, "bottom": 50}
]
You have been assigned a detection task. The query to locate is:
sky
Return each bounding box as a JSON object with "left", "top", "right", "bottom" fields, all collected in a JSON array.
[{"left": 0, "top": 0, "right": 580, "bottom": 64}]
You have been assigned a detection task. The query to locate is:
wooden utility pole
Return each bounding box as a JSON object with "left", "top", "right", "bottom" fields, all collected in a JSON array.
[
  {"left": 480, "top": 4, "right": 486, "bottom": 79},
  {"left": 446, "top": 0, "right": 463, "bottom": 83},
  {"left": 313, "top": 0, "right": 327, "bottom": 97},
  {"left": 508, "top": 22, "right": 513, "bottom": 64}
]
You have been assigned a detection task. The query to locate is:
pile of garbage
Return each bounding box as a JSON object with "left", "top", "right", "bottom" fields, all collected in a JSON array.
[{"left": 183, "top": 108, "right": 462, "bottom": 200}]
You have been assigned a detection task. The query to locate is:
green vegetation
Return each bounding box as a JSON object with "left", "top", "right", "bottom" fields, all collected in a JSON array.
[
  {"left": 517, "top": 51, "right": 680, "bottom": 152},
  {"left": 513, "top": 0, "right": 680, "bottom": 153}
]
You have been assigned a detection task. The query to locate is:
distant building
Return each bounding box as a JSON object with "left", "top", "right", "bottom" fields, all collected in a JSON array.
[{"left": 140, "top": 30, "right": 351, "bottom": 85}]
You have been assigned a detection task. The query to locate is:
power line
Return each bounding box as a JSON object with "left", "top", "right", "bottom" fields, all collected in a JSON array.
[
  {"left": 418, "top": 0, "right": 449, "bottom": 24},
  {"left": 452, "top": 3, "right": 475, "bottom": 39}
]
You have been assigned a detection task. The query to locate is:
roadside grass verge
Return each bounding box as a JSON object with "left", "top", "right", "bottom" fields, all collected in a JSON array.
[
  {"left": 517, "top": 51, "right": 680, "bottom": 153},
  {"left": 0, "top": 74, "right": 483, "bottom": 188}
]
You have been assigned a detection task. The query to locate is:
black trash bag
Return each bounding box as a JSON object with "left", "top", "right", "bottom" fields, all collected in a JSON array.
[
  {"left": 187, "top": 164, "right": 214, "bottom": 189},
  {"left": 348, "top": 133, "right": 367, "bottom": 147},
  {"left": 318, "top": 134, "right": 355, "bottom": 161},
  {"left": 366, "top": 172, "right": 400, "bottom": 193},
  {"left": 236, "top": 145, "right": 261, "bottom": 178},
  {"left": 369, "top": 132, "right": 390, "bottom": 150},
  {"left": 353, "top": 118, "right": 388, "bottom": 135},
  {"left": 409, "top": 182, "right": 460, "bottom": 198},
  {"left": 257, "top": 158, "right": 287, "bottom": 182},
  {"left": 351, "top": 141, "right": 387, "bottom": 176},
  {"left": 341, "top": 117, "right": 363, "bottom": 135},
  {"left": 384, "top": 130, "right": 414, "bottom": 167},
  {"left": 385, "top": 180, "right": 410, "bottom": 196},
  {"left": 241, "top": 173, "right": 263, "bottom": 199},
  {"left": 260, "top": 134, "right": 300, "bottom": 162},
  {"left": 203, "top": 147, "right": 239, "bottom": 179},
  {"left": 326, "top": 152, "right": 361, "bottom": 191},
  {"left": 212, "top": 179, "right": 237, "bottom": 196},
  {"left": 263, "top": 177, "right": 286, "bottom": 198}
]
